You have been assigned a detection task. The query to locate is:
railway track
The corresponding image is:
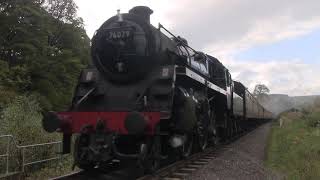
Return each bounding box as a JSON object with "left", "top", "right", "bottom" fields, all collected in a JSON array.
[
  {"left": 138, "top": 125, "right": 263, "bottom": 180},
  {"left": 49, "top": 158, "right": 143, "bottom": 180},
  {"left": 51, "top": 124, "right": 264, "bottom": 180},
  {"left": 50, "top": 148, "right": 220, "bottom": 180},
  {"left": 137, "top": 147, "right": 223, "bottom": 180},
  {"left": 50, "top": 167, "right": 142, "bottom": 180}
]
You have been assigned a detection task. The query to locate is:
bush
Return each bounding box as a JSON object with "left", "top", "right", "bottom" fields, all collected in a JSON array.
[
  {"left": 0, "top": 94, "right": 73, "bottom": 176},
  {"left": 306, "top": 111, "right": 320, "bottom": 128},
  {"left": 0, "top": 94, "right": 60, "bottom": 143}
]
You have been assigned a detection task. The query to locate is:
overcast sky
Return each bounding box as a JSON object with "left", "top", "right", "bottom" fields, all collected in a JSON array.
[{"left": 75, "top": 0, "right": 320, "bottom": 96}]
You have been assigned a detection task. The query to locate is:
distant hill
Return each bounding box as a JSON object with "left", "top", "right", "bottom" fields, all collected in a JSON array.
[{"left": 258, "top": 94, "right": 320, "bottom": 115}]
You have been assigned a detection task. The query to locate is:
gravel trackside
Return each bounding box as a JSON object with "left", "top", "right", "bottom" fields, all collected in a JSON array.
[{"left": 186, "top": 123, "right": 284, "bottom": 180}]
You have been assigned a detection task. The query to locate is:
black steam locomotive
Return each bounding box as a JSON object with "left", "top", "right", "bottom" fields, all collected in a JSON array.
[{"left": 43, "top": 6, "right": 273, "bottom": 172}]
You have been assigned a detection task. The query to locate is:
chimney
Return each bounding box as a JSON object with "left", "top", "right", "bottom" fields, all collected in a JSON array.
[{"left": 129, "top": 6, "right": 153, "bottom": 23}]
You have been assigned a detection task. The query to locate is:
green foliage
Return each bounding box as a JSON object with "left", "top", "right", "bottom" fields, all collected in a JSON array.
[
  {"left": 0, "top": 0, "right": 88, "bottom": 139},
  {"left": 0, "top": 0, "right": 90, "bottom": 110},
  {"left": 0, "top": 0, "right": 88, "bottom": 176},
  {"left": 266, "top": 110, "right": 320, "bottom": 180},
  {"left": 44, "top": 0, "right": 78, "bottom": 24},
  {"left": 25, "top": 155, "right": 74, "bottom": 180},
  {"left": 0, "top": 86, "right": 17, "bottom": 108},
  {"left": 306, "top": 111, "right": 320, "bottom": 128},
  {"left": 0, "top": 94, "right": 76, "bottom": 176},
  {"left": 0, "top": 95, "right": 59, "bottom": 143},
  {"left": 0, "top": 61, "right": 31, "bottom": 92}
]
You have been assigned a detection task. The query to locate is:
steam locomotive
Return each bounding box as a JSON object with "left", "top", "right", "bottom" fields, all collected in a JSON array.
[{"left": 42, "top": 6, "right": 273, "bottom": 172}]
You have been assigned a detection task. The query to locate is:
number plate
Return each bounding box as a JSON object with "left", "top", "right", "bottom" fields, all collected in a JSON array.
[{"left": 106, "top": 28, "right": 133, "bottom": 40}]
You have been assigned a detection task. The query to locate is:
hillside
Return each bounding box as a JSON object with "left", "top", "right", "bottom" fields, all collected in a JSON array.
[{"left": 259, "top": 94, "right": 320, "bottom": 115}]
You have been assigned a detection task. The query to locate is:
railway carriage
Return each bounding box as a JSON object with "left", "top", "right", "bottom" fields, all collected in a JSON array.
[
  {"left": 233, "top": 81, "right": 273, "bottom": 128},
  {"left": 42, "top": 6, "right": 272, "bottom": 173}
]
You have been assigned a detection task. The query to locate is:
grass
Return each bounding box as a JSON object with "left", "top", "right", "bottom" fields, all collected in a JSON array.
[
  {"left": 0, "top": 95, "right": 76, "bottom": 179},
  {"left": 25, "top": 155, "right": 75, "bottom": 180},
  {"left": 265, "top": 109, "right": 320, "bottom": 180}
]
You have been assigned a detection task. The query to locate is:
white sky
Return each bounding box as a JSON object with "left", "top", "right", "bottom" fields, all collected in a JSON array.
[{"left": 75, "top": 0, "right": 320, "bottom": 96}]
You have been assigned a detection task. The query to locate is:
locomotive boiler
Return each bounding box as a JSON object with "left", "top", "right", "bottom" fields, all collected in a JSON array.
[{"left": 42, "top": 6, "right": 273, "bottom": 173}]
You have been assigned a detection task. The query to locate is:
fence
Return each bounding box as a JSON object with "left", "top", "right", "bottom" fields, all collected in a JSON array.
[{"left": 0, "top": 135, "right": 63, "bottom": 178}]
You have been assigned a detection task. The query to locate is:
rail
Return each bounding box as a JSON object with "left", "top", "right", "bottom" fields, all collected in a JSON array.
[{"left": 0, "top": 134, "right": 63, "bottom": 178}]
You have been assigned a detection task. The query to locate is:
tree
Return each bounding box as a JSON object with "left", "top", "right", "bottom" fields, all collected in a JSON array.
[
  {"left": 0, "top": 1, "right": 88, "bottom": 173},
  {"left": 0, "top": 0, "right": 90, "bottom": 110},
  {"left": 43, "top": 0, "right": 78, "bottom": 23},
  {"left": 253, "top": 84, "right": 270, "bottom": 97}
]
